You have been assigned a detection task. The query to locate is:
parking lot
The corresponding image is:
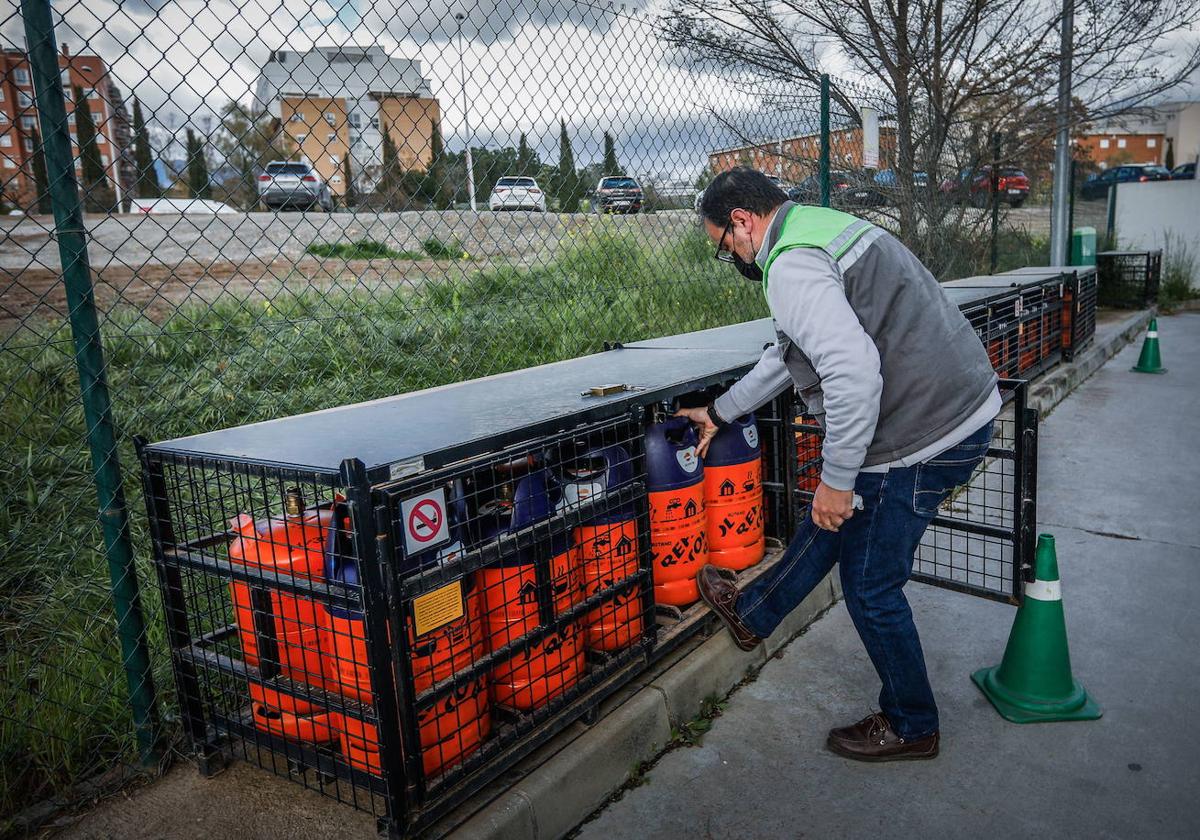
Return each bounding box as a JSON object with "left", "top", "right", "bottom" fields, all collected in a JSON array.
[{"left": 0, "top": 201, "right": 1109, "bottom": 331}]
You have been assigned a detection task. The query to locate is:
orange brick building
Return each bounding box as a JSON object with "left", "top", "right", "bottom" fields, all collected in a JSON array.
[
  {"left": 1076, "top": 114, "right": 1166, "bottom": 169},
  {"left": 279, "top": 92, "right": 440, "bottom": 197},
  {"left": 0, "top": 44, "right": 120, "bottom": 212},
  {"left": 709, "top": 126, "right": 897, "bottom": 181}
]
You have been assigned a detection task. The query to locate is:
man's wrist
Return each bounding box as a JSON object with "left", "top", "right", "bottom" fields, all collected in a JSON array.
[{"left": 706, "top": 403, "right": 728, "bottom": 428}]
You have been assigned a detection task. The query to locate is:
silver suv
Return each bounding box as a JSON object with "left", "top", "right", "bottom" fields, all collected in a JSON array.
[{"left": 258, "top": 160, "right": 333, "bottom": 211}]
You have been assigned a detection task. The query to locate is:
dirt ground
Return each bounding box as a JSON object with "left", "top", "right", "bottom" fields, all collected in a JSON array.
[{"left": 0, "top": 256, "right": 466, "bottom": 331}]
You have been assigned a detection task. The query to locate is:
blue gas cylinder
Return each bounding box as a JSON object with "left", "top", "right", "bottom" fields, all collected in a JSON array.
[
  {"left": 644, "top": 417, "right": 707, "bottom": 606},
  {"left": 703, "top": 414, "right": 764, "bottom": 571}
]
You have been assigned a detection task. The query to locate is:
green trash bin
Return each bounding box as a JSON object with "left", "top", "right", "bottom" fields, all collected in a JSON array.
[{"left": 1071, "top": 227, "right": 1096, "bottom": 267}]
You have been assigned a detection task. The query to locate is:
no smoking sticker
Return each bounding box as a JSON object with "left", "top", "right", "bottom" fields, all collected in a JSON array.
[{"left": 401, "top": 488, "right": 450, "bottom": 553}]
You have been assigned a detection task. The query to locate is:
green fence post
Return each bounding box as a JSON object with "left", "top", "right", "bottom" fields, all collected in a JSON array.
[
  {"left": 819, "top": 74, "right": 831, "bottom": 208},
  {"left": 21, "top": 0, "right": 161, "bottom": 764}
]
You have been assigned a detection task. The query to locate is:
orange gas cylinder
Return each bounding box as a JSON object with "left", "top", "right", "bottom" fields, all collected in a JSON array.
[
  {"left": 645, "top": 418, "right": 707, "bottom": 606},
  {"left": 704, "top": 415, "right": 764, "bottom": 571},
  {"left": 227, "top": 488, "right": 335, "bottom": 743},
  {"left": 323, "top": 501, "right": 491, "bottom": 778},
  {"left": 1041, "top": 301, "right": 1059, "bottom": 360},
  {"left": 333, "top": 582, "right": 492, "bottom": 778},
  {"left": 560, "top": 445, "right": 643, "bottom": 652},
  {"left": 479, "top": 469, "right": 585, "bottom": 710},
  {"left": 1061, "top": 288, "right": 1075, "bottom": 352},
  {"left": 987, "top": 335, "right": 1008, "bottom": 373},
  {"left": 795, "top": 419, "right": 822, "bottom": 494},
  {"left": 1018, "top": 318, "right": 1041, "bottom": 372}
]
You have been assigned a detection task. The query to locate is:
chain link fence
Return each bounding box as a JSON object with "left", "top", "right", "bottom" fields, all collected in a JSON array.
[{"left": 0, "top": 0, "right": 1083, "bottom": 824}]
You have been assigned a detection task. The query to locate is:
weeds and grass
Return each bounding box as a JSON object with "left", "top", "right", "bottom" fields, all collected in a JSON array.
[
  {"left": 669, "top": 695, "right": 729, "bottom": 748},
  {"left": 305, "top": 238, "right": 418, "bottom": 260},
  {"left": 423, "top": 236, "right": 468, "bottom": 260},
  {"left": 626, "top": 760, "right": 652, "bottom": 788},
  {"left": 1160, "top": 231, "right": 1198, "bottom": 307},
  {"left": 0, "top": 220, "right": 765, "bottom": 817}
]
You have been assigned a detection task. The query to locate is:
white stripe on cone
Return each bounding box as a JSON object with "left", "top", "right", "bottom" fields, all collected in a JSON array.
[
  {"left": 1025, "top": 579, "right": 1062, "bottom": 602},
  {"left": 1147, "top": 331, "right": 1158, "bottom": 338}
]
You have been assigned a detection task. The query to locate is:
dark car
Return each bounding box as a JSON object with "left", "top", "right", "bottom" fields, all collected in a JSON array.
[
  {"left": 1080, "top": 164, "right": 1172, "bottom": 200},
  {"left": 872, "top": 169, "right": 930, "bottom": 205},
  {"left": 940, "top": 167, "right": 1030, "bottom": 208},
  {"left": 593, "top": 176, "right": 644, "bottom": 214},
  {"left": 1171, "top": 162, "right": 1195, "bottom": 180},
  {"left": 791, "top": 171, "right": 885, "bottom": 208}
]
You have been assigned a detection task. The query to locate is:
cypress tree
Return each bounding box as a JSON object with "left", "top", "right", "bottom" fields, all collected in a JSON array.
[
  {"left": 30, "top": 129, "right": 51, "bottom": 214},
  {"left": 132, "top": 97, "right": 160, "bottom": 198},
  {"left": 379, "top": 129, "right": 402, "bottom": 208},
  {"left": 557, "top": 117, "right": 579, "bottom": 212},
  {"left": 185, "top": 128, "right": 211, "bottom": 199},
  {"left": 602, "top": 131, "right": 622, "bottom": 176},
  {"left": 517, "top": 131, "right": 537, "bottom": 176},
  {"left": 342, "top": 152, "right": 356, "bottom": 207},
  {"left": 427, "top": 121, "right": 448, "bottom": 209},
  {"left": 74, "top": 86, "right": 116, "bottom": 212}
]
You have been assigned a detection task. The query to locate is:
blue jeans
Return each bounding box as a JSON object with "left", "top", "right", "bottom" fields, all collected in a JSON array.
[{"left": 737, "top": 421, "right": 993, "bottom": 740}]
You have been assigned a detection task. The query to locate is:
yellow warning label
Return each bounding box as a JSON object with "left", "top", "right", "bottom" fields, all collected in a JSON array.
[{"left": 412, "top": 580, "right": 464, "bottom": 637}]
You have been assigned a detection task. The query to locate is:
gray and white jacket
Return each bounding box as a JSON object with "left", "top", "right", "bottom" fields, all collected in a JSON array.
[{"left": 713, "top": 205, "right": 998, "bottom": 491}]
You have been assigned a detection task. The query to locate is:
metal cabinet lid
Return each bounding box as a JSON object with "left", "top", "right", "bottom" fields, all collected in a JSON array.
[
  {"left": 144, "top": 346, "right": 759, "bottom": 479},
  {"left": 624, "top": 318, "right": 777, "bottom": 352}
]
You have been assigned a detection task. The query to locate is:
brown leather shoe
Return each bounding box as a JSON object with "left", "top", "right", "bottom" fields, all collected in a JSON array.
[
  {"left": 697, "top": 565, "right": 762, "bottom": 652},
  {"left": 827, "top": 712, "right": 939, "bottom": 762}
]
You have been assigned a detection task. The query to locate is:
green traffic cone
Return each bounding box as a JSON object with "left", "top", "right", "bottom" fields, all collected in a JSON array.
[
  {"left": 972, "top": 534, "right": 1101, "bottom": 723},
  {"left": 1131, "top": 318, "right": 1167, "bottom": 374}
]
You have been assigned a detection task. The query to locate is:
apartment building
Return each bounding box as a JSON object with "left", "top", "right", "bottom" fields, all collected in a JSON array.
[
  {"left": 0, "top": 44, "right": 120, "bottom": 211},
  {"left": 254, "top": 45, "right": 440, "bottom": 196},
  {"left": 1076, "top": 112, "right": 1166, "bottom": 169},
  {"left": 709, "top": 125, "right": 897, "bottom": 182}
]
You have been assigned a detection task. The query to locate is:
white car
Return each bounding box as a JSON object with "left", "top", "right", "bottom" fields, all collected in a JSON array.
[
  {"left": 489, "top": 176, "right": 546, "bottom": 211},
  {"left": 258, "top": 160, "right": 334, "bottom": 212}
]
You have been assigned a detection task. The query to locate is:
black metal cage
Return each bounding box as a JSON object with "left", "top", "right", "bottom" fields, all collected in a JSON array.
[
  {"left": 779, "top": 379, "right": 1037, "bottom": 604},
  {"left": 139, "top": 316, "right": 1039, "bottom": 836},
  {"left": 1097, "top": 250, "right": 1162, "bottom": 309}
]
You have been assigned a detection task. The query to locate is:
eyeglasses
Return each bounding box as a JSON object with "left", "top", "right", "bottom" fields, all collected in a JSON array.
[{"left": 714, "top": 219, "right": 734, "bottom": 263}]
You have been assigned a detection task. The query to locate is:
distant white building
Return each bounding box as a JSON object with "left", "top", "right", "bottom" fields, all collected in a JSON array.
[
  {"left": 253, "top": 46, "right": 440, "bottom": 194},
  {"left": 1161, "top": 101, "right": 1200, "bottom": 168}
]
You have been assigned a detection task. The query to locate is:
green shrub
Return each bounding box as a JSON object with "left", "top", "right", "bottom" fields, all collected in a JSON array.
[
  {"left": 1160, "top": 232, "right": 1198, "bottom": 307},
  {"left": 305, "top": 239, "right": 417, "bottom": 260},
  {"left": 423, "top": 236, "right": 467, "bottom": 259}
]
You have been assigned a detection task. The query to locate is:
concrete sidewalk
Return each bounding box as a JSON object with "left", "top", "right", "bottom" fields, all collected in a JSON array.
[{"left": 576, "top": 312, "right": 1200, "bottom": 840}]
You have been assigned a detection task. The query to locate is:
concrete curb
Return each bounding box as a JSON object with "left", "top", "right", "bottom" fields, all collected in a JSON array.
[
  {"left": 1028, "top": 308, "right": 1153, "bottom": 417},
  {"left": 445, "top": 575, "right": 839, "bottom": 840}
]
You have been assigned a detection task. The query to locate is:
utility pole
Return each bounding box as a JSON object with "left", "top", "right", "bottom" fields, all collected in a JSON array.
[
  {"left": 455, "top": 12, "right": 476, "bottom": 211},
  {"left": 1049, "top": 0, "right": 1074, "bottom": 265}
]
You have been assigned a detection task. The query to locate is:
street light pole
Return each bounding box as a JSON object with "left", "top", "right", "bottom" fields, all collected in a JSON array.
[
  {"left": 1049, "top": 0, "right": 1074, "bottom": 265},
  {"left": 454, "top": 12, "right": 476, "bottom": 211}
]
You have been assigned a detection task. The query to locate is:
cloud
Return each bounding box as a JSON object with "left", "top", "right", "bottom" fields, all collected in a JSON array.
[{"left": 0, "top": 0, "right": 815, "bottom": 180}]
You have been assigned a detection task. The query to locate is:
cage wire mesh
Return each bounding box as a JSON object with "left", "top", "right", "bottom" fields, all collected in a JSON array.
[
  {"left": 1097, "top": 250, "right": 1162, "bottom": 309},
  {"left": 0, "top": 0, "right": 1068, "bottom": 822}
]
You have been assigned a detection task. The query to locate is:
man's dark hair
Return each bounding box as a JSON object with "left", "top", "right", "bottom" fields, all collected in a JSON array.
[{"left": 699, "top": 167, "right": 788, "bottom": 225}]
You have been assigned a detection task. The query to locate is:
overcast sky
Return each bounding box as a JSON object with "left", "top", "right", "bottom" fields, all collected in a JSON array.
[
  {"left": 2, "top": 0, "right": 804, "bottom": 181},
  {"left": 2, "top": 1, "right": 1193, "bottom": 180}
]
